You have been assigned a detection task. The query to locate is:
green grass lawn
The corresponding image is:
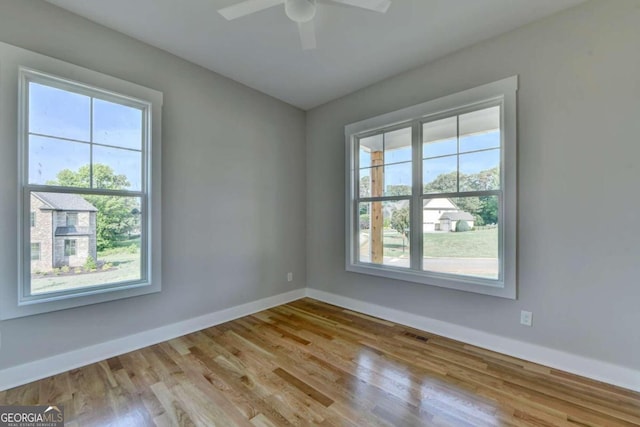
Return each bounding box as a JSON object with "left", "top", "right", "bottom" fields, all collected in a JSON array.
[
  {"left": 381, "top": 231, "right": 410, "bottom": 258},
  {"left": 424, "top": 228, "right": 498, "bottom": 258},
  {"left": 362, "top": 228, "right": 498, "bottom": 259},
  {"left": 360, "top": 228, "right": 498, "bottom": 277}
]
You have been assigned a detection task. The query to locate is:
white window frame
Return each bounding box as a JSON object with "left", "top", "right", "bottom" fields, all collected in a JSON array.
[
  {"left": 0, "top": 41, "right": 163, "bottom": 319},
  {"left": 345, "top": 77, "right": 517, "bottom": 299}
]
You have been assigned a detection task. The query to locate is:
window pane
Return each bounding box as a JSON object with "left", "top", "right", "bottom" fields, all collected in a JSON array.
[
  {"left": 29, "top": 82, "right": 90, "bottom": 141},
  {"left": 384, "top": 127, "right": 411, "bottom": 163},
  {"left": 423, "top": 155, "right": 457, "bottom": 194},
  {"left": 365, "top": 164, "right": 412, "bottom": 198},
  {"left": 460, "top": 130, "right": 500, "bottom": 153},
  {"left": 359, "top": 134, "right": 383, "bottom": 168},
  {"left": 423, "top": 195, "right": 499, "bottom": 279},
  {"left": 459, "top": 106, "right": 500, "bottom": 153},
  {"left": 359, "top": 146, "right": 371, "bottom": 169},
  {"left": 358, "top": 200, "right": 410, "bottom": 268},
  {"left": 29, "top": 191, "right": 143, "bottom": 295},
  {"left": 459, "top": 149, "right": 500, "bottom": 192},
  {"left": 359, "top": 168, "right": 371, "bottom": 198},
  {"left": 360, "top": 134, "right": 383, "bottom": 152},
  {"left": 93, "top": 145, "right": 142, "bottom": 191},
  {"left": 384, "top": 162, "right": 411, "bottom": 196},
  {"left": 29, "top": 135, "right": 90, "bottom": 186},
  {"left": 423, "top": 116, "right": 457, "bottom": 158},
  {"left": 93, "top": 99, "right": 143, "bottom": 150}
]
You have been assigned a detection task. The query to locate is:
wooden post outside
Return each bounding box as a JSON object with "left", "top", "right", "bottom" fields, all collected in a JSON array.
[{"left": 370, "top": 151, "right": 384, "bottom": 264}]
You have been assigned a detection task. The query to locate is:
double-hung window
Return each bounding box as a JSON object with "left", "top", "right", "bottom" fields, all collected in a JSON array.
[
  {"left": 0, "top": 41, "right": 163, "bottom": 319},
  {"left": 346, "top": 77, "right": 517, "bottom": 298}
]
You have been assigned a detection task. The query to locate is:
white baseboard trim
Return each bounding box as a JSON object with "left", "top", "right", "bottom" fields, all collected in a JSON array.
[
  {"left": 3, "top": 287, "right": 638, "bottom": 393},
  {"left": 0, "top": 288, "right": 306, "bottom": 391},
  {"left": 306, "top": 288, "right": 640, "bottom": 393}
]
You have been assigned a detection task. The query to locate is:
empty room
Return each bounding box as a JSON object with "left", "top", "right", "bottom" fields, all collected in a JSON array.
[{"left": 0, "top": 0, "right": 639, "bottom": 425}]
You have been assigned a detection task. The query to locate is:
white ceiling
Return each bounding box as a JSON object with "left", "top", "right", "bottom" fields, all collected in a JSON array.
[{"left": 45, "top": 0, "right": 584, "bottom": 110}]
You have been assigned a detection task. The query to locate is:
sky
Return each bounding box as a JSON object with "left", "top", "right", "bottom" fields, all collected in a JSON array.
[{"left": 28, "top": 82, "right": 143, "bottom": 191}]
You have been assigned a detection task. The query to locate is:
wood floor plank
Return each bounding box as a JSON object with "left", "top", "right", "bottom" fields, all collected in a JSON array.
[{"left": 2, "top": 297, "right": 639, "bottom": 426}]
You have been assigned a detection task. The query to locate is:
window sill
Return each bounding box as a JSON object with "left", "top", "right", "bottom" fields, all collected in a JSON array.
[
  {"left": 346, "top": 262, "right": 516, "bottom": 299},
  {"left": 1, "top": 280, "right": 161, "bottom": 320}
]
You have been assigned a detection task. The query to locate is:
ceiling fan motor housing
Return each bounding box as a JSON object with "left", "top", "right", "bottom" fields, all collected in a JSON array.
[{"left": 285, "top": 0, "right": 316, "bottom": 23}]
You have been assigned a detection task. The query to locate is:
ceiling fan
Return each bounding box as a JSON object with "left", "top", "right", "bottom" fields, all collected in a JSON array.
[{"left": 218, "top": 0, "right": 392, "bottom": 50}]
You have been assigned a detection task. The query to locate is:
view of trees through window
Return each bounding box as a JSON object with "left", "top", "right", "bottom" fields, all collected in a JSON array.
[
  {"left": 357, "top": 105, "right": 501, "bottom": 279},
  {"left": 24, "top": 75, "right": 147, "bottom": 296},
  {"left": 30, "top": 164, "right": 142, "bottom": 294}
]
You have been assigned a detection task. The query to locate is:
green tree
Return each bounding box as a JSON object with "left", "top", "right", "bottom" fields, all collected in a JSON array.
[
  {"left": 360, "top": 175, "right": 370, "bottom": 198},
  {"left": 48, "top": 164, "right": 137, "bottom": 251},
  {"left": 386, "top": 185, "right": 411, "bottom": 197},
  {"left": 424, "top": 171, "right": 457, "bottom": 194},
  {"left": 390, "top": 207, "right": 410, "bottom": 252},
  {"left": 53, "top": 164, "right": 130, "bottom": 190},
  {"left": 478, "top": 195, "right": 499, "bottom": 225},
  {"left": 425, "top": 173, "right": 482, "bottom": 220}
]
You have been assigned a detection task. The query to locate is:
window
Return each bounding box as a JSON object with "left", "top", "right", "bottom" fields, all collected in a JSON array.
[
  {"left": 30, "top": 211, "right": 35, "bottom": 227},
  {"left": 0, "top": 41, "right": 163, "bottom": 320},
  {"left": 346, "top": 77, "right": 517, "bottom": 298},
  {"left": 31, "top": 243, "right": 41, "bottom": 261},
  {"left": 17, "top": 67, "right": 159, "bottom": 309},
  {"left": 66, "top": 212, "right": 78, "bottom": 227},
  {"left": 64, "top": 239, "right": 77, "bottom": 257}
]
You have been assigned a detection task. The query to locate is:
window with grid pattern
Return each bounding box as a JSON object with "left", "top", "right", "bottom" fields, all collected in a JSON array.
[{"left": 346, "top": 77, "right": 517, "bottom": 298}]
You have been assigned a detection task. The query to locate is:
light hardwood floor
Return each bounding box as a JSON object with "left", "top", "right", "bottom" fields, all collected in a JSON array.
[{"left": 1, "top": 298, "right": 639, "bottom": 426}]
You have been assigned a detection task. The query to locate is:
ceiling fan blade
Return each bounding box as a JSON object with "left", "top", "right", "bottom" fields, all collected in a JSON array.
[
  {"left": 328, "top": 0, "right": 390, "bottom": 13},
  {"left": 218, "top": 0, "right": 285, "bottom": 20},
  {"left": 298, "top": 21, "right": 316, "bottom": 50}
]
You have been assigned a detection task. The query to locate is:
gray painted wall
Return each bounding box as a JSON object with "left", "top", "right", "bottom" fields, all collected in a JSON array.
[
  {"left": 0, "top": 0, "right": 306, "bottom": 370},
  {"left": 306, "top": 0, "right": 640, "bottom": 370}
]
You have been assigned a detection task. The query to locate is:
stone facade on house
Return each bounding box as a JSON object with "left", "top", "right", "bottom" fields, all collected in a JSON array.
[{"left": 30, "top": 192, "right": 98, "bottom": 271}]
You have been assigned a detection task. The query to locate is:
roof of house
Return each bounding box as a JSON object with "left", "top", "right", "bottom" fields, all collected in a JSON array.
[
  {"left": 33, "top": 192, "right": 98, "bottom": 212},
  {"left": 439, "top": 211, "right": 474, "bottom": 221},
  {"left": 423, "top": 198, "right": 459, "bottom": 210}
]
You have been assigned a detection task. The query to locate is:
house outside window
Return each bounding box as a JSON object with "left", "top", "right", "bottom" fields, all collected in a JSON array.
[
  {"left": 31, "top": 243, "right": 41, "bottom": 261},
  {"left": 19, "top": 68, "right": 156, "bottom": 303},
  {"left": 0, "top": 41, "right": 164, "bottom": 320},
  {"left": 345, "top": 77, "right": 517, "bottom": 299}
]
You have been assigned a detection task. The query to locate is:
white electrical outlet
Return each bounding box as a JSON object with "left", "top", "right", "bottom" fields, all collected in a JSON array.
[
  {"left": 520, "top": 310, "right": 533, "bottom": 326},
  {"left": 287, "top": 272, "right": 293, "bottom": 282}
]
